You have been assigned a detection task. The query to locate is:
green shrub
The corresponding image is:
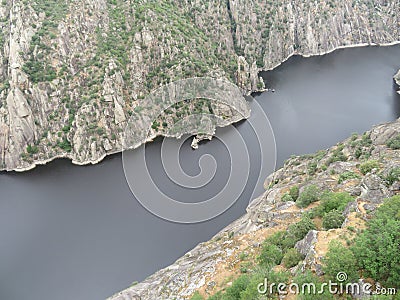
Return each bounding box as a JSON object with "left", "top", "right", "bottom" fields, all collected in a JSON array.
[
  {"left": 289, "top": 186, "right": 300, "bottom": 201},
  {"left": 258, "top": 242, "right": 283, "bottom": 267},
  {"left": 352, "top": 196, "right": 400, "bottom": 288},
  {"left": 314, "top": 192, "right": 353, "bottom": 217},
  {"left": 286, "top": 215, "right": 316, "bottom": 242},
  {"left": 323, "top": 241, "right": 358, "bottom": 284},
  {"left": 57, "top": 138, "right": 72, "bottom": 152},
  {"left": 322, "top": 210, "right": 345, "bottom": 229},
  {"left": 282, "top": 192, "right": 294, "bottom": 202},
  {"left": 338, "top": 171, "right": 361, "bottom": 183},
  {"left": 281, "top": 248, "right": 303, "bottom": 268},
  {"left": 307, "top": 161, "right": 318, "bottom": 175},
  {"left": 296, "top": 185, "right": 321, "bottom": 208},
  {"left": 327, "top": 146, "right": 347, "bottom": 165},
  {"left": 282, "top": 185, "right": 300, "bottom": 202},
  {"left": 359, "top": 160, "right": 380, "bottom": 175},
  {"left": 263, "top": 230, "right": 296, "bottom": 251},
  {"left": 263, "top": 231, "right": 286, "bottom": 247},
  {"left": 280, "top": 235, "right": 299, "bottom": 251},
  {"left": 223, "top": 275, "right": 250, "bottom": 299},
  {"left": 26, "top": 144, "right": 39, "bottom": 155},
  {"left": 382, "top": 167, "right": 400, "bottom": 186},
  {"left": 386, "top": 134, "right": 400, "bottom": 150}
]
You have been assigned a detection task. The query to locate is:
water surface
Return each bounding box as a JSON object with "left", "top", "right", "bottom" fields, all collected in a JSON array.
[{"left": 0, "top": 45, "right": 399, "bottom": 300}]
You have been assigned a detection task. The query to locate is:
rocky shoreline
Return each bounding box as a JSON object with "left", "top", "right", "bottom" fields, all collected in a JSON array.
[
  {"left": 4, "top": 41, "right": 400, "bottom": 173},
  {"left": 109, "top": 117, "right": 400, "bottom": 300},
  {"left": 1, "top": 0, "right": 399, "bottom": 171}
]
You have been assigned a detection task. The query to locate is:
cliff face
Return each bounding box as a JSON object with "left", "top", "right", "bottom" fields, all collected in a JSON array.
[
  {"left": 109, "top": 118, "right": 400, "bottom": 300},
  {"left": 0, "top": 0, "right": 399, "bottom": 171},
  {"left": 395, "top": 69, "right": 400, "bottom": 94}
]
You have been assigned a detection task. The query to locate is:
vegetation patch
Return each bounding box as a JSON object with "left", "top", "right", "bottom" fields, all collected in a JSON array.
[
  {"left": 386, "top": 134, "right": 400, "bottom": 150},
  {"left": 359, "top": 160, "right": 380, "bottom": 175},
  {"left": 295, "top": 185, "right": 321, "bottom": 208},
  {"left": 338, "top": 171, "right": 360, "bottom": 183}
]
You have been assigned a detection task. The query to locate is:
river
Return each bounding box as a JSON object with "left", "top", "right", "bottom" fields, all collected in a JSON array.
[{"left": 0, "top": 45, "right": 399, "bottom": 300}]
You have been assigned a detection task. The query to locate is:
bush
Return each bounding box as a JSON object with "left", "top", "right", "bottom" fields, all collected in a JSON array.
[
  {"left": 323, "top": 241, "right": 358, "bottom": 284},
  {"left": 282, "top": 248, "right": 303, "bottom": 268},
  {"left": 286, "top": 215, "right": 316, "bottom": 242},
  {"left": 322, "top": 210, "right": 345, "bottom": 229},
  {"left": 263, "top": 231, "right": 286, "bottom": 246},
  {"left": 327, "top": 146, "right": 347, "bottom": 165},
  {"left": 26, "top": 144, "right": 39, "bottom": 155},
  {"left": 258, "top": 242, "right": 283, "bottom": 266},
  {"left": 382, "top": 167, "right": 400, "bottom": 186},
  {"left": 338, "top": 171, "right": 361, "bottom": 184},
  {"left": 314, "top": 192, "right": 353, "bottom": 217},
  {"left": 307, "top": 161, "right": 318, "bottom": 175},
  {"left": 359, "top": 160, "right": 380, "bottom": 175},
  {"left": 282, "top": 192, "right": 294, "bottom": 202},
  {"left": 289, "top": 186, "right": 300, "bottom": 201},
  {"left": 386, "top": 134, "right": 400, "bottom": 150},
  {"left": 351, "top": 196, "right": 400, "bottom": 288},
  {"left": 57, "top": 138, "right": 72, "bottom": 152},
  {"left": 263, "top": 230, "right": 297, "bottom": 252},
  {"left": 223, "top": 275, "right": 250, "bottom": 299},
  {"left": 296, "top": 185, "right": 321, "bottom": 208}
]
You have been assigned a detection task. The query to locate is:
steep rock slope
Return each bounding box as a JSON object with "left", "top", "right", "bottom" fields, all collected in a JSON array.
[
  {"left": 0, "top": 0, "right": 399, "bottom": 171},
  {"left": 109, "top": 117, "right": 400, "bottom": 300}
]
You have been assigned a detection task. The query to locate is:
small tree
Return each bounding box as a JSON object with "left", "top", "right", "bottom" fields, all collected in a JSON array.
[
  {"left": 351, "top": 196, "right": 400, "bottom": 288},
  {"left": 282, "top": 248, "right": 304, "bottom": 268},
  {"left": 287, "top": 215, "right": 316, "bottom": 242},
  {"left": 386, "top": 134, "right": 400, "bottom": 149},
  {"left": 322, "top": 210, "right": 345, "bottom": 230},
  {"left": 323, "top": 241, "right": 358, "bottom": 284},
  {"left": 296, "top": 185, "right": 321, "bottom": 208},
  {"left": 289, "top": 186, "right": 300, "bottom": 201},
  {"left": 258, "top": 242, "right": 283, "bottom": 267},
  {"left": 359, "top": 160, "right": 379, "bottom": 175}
]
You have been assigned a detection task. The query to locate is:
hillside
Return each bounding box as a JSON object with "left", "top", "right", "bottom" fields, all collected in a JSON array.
[
  {"left": 109, "top": 117, "right": 400, "bottom": 300},
  {"left": 0, "top": 0, "right": 399, "bottom": 171}
]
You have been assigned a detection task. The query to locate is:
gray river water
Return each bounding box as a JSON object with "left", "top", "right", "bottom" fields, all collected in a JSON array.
[{"left": 0, "top": 45, "right": 399, "bottom": 300}]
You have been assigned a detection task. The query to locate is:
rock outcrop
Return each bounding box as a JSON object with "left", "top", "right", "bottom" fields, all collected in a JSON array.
[
  {"left": 109, "top": 117, "right": 400, "bottom": 300},
  {"left": 395, "top": 69, "right": 400, "bottom": 94},
  {"left": 0, "top": 0, "right": 399, "bottom": 171}
]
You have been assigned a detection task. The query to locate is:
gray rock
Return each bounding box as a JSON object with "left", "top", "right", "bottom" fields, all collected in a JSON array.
[
  {"left": 295, "top": 230, "right": 318, "bottom": 257},
  {"left": 360, "top": 174, "right": 390, "bottom": 203}
]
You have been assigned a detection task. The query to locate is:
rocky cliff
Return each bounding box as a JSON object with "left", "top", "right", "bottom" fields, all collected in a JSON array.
[
  {"left": 0, "top": 0, "right": 399, "bottom": 171},
  {"left": 395, "top": 69, "right": 400, "bottom": 94},
  {"left": 109, "top": 117, "right": 400, "bottom": 300}
]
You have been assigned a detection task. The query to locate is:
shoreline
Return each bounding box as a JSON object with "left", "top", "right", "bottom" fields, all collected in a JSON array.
[
  {"left": 259, "top": 41, "right": 400, "bottom": 73},
  {"left": 5, "top": 41, "right": 400, "bottom": 173}
]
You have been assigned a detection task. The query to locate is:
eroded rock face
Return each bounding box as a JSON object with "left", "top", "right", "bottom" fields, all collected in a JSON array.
[
  {"left": 108, "top": 118, "right": 400, "bottom": 300},
  {"left": 0, "top": 0, "right": 399, "bottom": 171},
  {"left": 395, "top": 69, "right": 400, "bottom": 94}
]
